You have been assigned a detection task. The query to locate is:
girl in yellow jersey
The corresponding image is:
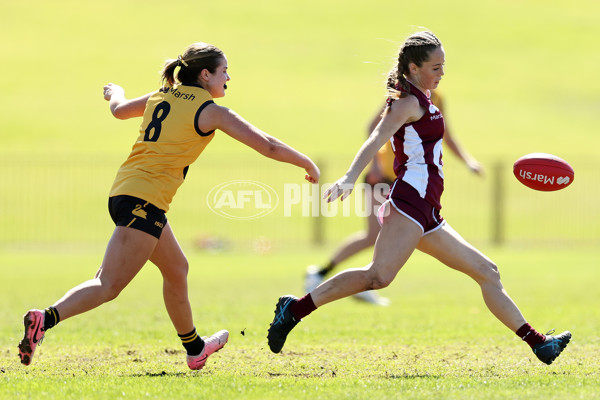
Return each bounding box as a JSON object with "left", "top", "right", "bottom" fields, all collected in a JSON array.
[
  {"left": 18, "top": 42, "right": 319, "bottom": 370},
  {"left": 305, "top": 90, "right": 483, "bottom": 305}
]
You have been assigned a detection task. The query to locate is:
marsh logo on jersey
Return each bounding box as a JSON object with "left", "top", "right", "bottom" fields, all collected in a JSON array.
[
  {"left": 207, "top": 180, "right": 279, "bottom": 220},
  {"left": 158, "top": 86, "right": 196, "bottom": 101},
  {"left": 429, "top": 103, "right": 443, "bottom": 120}
]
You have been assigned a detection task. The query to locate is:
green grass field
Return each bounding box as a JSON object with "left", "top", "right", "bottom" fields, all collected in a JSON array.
[
  {"left": 1, "top": 249, "right": 599, "bottom": 399},
  {"left": 1, "top": 0, "right": 599, "bottom": 398}
]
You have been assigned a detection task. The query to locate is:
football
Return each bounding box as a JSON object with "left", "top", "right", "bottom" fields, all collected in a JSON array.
[{"left": 513, "top": 153, "right": 574, "bottom": 191}]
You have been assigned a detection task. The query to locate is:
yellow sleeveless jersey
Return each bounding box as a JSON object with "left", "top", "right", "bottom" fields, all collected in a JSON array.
[
  {"left": 375, "top": 90, "right": 445, "bottom": 181},
  {"left": 110, "top": 84, "right": 215, "bottom": 211}
]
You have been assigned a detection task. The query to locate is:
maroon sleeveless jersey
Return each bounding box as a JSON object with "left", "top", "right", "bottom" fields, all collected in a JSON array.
[{"left": 390, "top": 82, "right": 446, "bottom": 209}]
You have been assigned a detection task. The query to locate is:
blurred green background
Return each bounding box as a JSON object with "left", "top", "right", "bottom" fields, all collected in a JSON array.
[
  {"left": 1, "top": 0, "right": 599, "bottom": 251},
  {"left": 1, "top": 2, "right": 599, "bottom": 398}
]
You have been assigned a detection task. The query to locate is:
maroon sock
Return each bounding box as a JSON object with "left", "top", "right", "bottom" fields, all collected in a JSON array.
[
  {"left": 516, "top": 323, "right": 546, "bottom": 348},
  {"left": 290, "top": 293, "right": 317, "bottom": 320}
]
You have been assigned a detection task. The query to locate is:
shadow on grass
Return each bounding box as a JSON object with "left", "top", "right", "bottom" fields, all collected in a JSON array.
[
  {"left": 385, "top": 373, "right": 442, "bottom": 379},
  {"left": 130, "top": 371, "right": 189, "bottom": 378}
]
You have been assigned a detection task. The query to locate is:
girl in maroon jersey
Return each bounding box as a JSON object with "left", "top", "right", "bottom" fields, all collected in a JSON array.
[
  {"left": 268, "top": 31, "right": 570, "bottom": 365},
  {"left": 303, "top": 88, "right": 484, "bottom": 306}
]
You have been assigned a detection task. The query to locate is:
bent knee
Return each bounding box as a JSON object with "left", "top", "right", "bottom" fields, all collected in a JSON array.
[
  {"left": 473, "top": 260, "right": 500, "bottom": 284},
  {"left": 157, "top": 257, "right": 189, "bottom": 282},
  {"left": 99, "top": 279, "right": 127, "bottom": 302},
  {"left": 172, "top": 258, "right": 189, "bottom": 277},
  {"left": 169, "top": 258, "right": 190, "bottom": 281},
  {"left": 366, "top": 268, "right": 394, "bottom": 290}
]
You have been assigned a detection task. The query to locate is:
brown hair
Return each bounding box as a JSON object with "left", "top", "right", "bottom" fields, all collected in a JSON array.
[
  {"left": 386, "top": 31, "right": 442, "bottom": 97},
  {"left": 161, "top": 43, "right": 225, "bottom": 86}
]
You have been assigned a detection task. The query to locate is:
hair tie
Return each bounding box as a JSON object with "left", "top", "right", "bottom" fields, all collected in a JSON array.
[{"left": 177, "top": 55, "right": 189, "bottom": 67}]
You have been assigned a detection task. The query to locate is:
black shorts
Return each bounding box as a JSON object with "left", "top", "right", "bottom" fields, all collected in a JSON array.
[{"left": 108, "top": 195, "right": 167, "bottom": 239}]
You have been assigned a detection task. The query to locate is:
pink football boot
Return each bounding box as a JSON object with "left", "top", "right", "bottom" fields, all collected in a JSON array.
[
  {"left": 18, "top": 310, "right": 46, "bottom": 366},
  {"left": 186, "top": 329, "right": 229, "bottom": 370}
]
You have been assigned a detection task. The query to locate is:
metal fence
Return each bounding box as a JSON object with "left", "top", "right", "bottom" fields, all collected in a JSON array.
[{"left": 1, "top": 152, "right": 597, "bottom": 252}]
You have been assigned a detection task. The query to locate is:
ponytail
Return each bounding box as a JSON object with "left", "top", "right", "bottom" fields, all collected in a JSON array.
[
  {"left": 161, "top": 59, "right": 180, "bottom": 86},
  {"left": 160, "top": 43, "right": 225, "bottom": 87}
]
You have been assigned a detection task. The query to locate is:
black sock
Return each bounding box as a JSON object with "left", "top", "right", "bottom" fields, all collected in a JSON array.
[
  {"left": 178, "top": 328, "right": 205, "bottom": 356},
  {"left": 317, "top": 261, "right": 336, "bottom": 276},
  {"left": 43, "top": 307, "right": 60, "bottom": 331}
]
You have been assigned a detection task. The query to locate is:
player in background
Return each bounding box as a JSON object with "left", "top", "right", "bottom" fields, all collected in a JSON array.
[
  {"left": 269, "top": 31, "right": 571, "bottom": 365},
  {"left": 305, "top": 90, "right": 483, "bottom": 305},
  {"left": 18, "top": 42, "right": 319, "bottom": 370}
]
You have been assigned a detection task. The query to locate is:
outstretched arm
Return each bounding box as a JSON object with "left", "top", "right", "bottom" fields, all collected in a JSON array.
[
  {"left": 364, "top": 103, "right": 387, "bottom": 184},
  {"left": 324, "top": 96, "right": 419, "bottom": 202},
  {"left": 443, "top": 123, "right": 484, "bottom": 175},
  {"left": 199, "top": 104, "right": 319, "bottom": 183},
  {"left": 432, "top": 93, "right": 483, "bottom": 175},
  {"left": 103, "top": 83, "right": 154, "bottom": 120}
]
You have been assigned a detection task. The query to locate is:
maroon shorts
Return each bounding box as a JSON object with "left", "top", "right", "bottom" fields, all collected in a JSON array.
[{"left": 378, "top": 179, "right": 444, "bottom": 235}]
